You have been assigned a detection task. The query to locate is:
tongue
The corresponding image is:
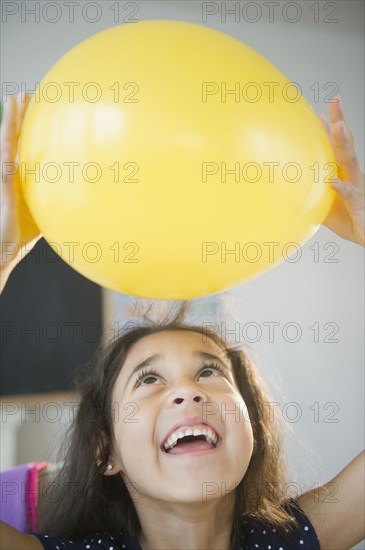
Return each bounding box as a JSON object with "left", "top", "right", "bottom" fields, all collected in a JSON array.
[{"left": 168, "top": 440, "right": 213, "bottom": 455}]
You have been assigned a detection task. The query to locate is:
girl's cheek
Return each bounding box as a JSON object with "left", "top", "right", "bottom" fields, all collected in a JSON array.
[
  {"left": 111, "top": 422, "right": 145, "bottom": 477},
  {"left": 116, "top": 402, "right": 153, "bottom": 455},
  {"left": 222, "top": 395, "right": 254, "bottom": 446},
  {"left": 216, "top": 391, "right": 250, "bottom": 423}
]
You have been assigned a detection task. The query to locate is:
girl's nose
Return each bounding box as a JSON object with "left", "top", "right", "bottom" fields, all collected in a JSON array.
[
  {"left": 173, "top": 394, "right": 203, "bottom": 405},
  {"left": 170, "top": 382, "right": 208, "bottom": 405}
]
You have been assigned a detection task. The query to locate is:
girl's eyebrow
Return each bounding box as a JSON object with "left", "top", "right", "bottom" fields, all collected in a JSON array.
[
  {"left": 195, "top": 351, "right": 231, "bottom": 371},
  {"left": 124, "top": 350, "right": 231, "bottom": 389},
  {"left": 125, "top": 353, "right": 162, "bottom": 388}
]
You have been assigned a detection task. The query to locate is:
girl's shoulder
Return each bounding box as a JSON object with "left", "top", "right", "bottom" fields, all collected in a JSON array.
[{"left": 241, "top": 497, "right": 320, "bottom": 549}]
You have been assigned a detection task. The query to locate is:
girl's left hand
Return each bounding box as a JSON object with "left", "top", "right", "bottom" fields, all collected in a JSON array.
[{"left": 319, "top": 96, "right": 364, "bottom": 247}]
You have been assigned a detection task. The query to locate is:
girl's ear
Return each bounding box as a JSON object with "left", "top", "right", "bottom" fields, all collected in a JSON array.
[
  {"left": 94, "top": 431, "right": 124, "bottom": 475},
  {"left": 96, "top": 447, "right": 124, "bottom": 476},
  {"left": 96, "top": 455, "right": 123, "bottom": 476}
]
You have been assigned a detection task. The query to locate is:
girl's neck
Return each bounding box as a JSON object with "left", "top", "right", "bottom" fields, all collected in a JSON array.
[{"left": 135, "top": 494, "right": 236, "bottom": 550}]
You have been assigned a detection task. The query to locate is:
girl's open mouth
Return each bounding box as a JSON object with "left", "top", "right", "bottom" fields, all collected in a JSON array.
[{"left": 161, "top": 435, "right": 222, "bottom": 455}]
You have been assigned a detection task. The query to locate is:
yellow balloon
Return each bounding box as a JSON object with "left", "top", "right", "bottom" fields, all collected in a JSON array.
[{"left": 19, "top": 20, "right": 336, "bottom": 299}]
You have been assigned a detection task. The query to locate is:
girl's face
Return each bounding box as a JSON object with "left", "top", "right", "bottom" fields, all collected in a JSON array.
[{"left": 110, "top": 330, "right": 254, "bottom": 504}]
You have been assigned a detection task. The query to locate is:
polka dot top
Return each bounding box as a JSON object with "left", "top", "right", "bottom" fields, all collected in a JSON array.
[{"left": 30, "top": 498, "right": 320, "bottom": 549}]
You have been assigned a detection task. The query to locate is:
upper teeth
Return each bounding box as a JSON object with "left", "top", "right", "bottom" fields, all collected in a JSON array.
[{"left": 163, "top": 424, "right": 218, "bottom": 451}]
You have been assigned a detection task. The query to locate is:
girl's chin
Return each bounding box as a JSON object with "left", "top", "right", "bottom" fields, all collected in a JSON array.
[{"left": 130, "top": 474, "right": 242, "bottom": 504}]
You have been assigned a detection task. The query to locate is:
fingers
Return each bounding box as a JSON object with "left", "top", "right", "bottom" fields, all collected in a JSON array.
[
  {"left": 319, "top": 113, "right": 331, "bottom": 140},
  {"left": 16, "top": 93, "right": 31, "bottom": 141},
  {"left": 327, "top": 96, "right": 354, "bottom": 144},
  {"left": 319, "top": 113, "right": 338, "bottom": 163},
  {"left": 0, "top": 94, "right": 30, "bottom": 154},
  {"left": 321, "top": 96, "right": 362, "bottom": 186},
  {"left": 332, "top": 122, "right": 361, "bottom": 186},
  {"left": 0, "top": 96, "right": 19, "bottom": 163},
  {"left": 1, "top": 94, "right": 30, "bottom": 189},
  {"left": 330, "top": 176, "right": 364, "bottom": 203},
  {"left": 1, "top": 96, "right": 21, "bottom": 191}
]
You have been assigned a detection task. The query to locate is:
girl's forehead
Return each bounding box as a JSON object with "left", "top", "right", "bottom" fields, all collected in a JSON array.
[{"left": 125, "top": 329, "right": 225, "bottom": 361}]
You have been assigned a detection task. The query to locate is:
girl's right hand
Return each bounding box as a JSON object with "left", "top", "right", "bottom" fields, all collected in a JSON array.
[
  {"left": 320, "top": 97, "right": 364, "bottom": 247},
  {"left": 1, "top": 93, "right": 42, "bottom": 291}
]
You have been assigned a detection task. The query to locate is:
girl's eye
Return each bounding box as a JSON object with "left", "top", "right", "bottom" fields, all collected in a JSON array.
[
  {"left": 135, "top": 367, "right": 160, "bottom": 387},
  {"left": 134, "top": 361, "right": 227, "bottom": 388},
  {"left": 198, "top": 362, "right": 226, "bottom": 379}
]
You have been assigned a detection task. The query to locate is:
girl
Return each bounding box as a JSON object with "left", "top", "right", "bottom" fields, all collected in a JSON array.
[{"left": 0, "top": 94, "right": 364, "bottom": 550}]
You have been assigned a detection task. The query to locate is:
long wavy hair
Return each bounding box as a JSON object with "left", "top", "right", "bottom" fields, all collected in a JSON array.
[{"left": 38, "top": 302, "right": 302, "bottom": 548}]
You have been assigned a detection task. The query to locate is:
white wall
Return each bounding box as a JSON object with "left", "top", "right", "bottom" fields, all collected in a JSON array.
[{"left": 1, "top": 1, "right": 364, "bottom": 547}]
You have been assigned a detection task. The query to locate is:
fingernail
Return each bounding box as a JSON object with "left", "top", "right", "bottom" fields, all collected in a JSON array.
[{"left": 337, "top": 96, "right": 343, "bottom": 108}]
